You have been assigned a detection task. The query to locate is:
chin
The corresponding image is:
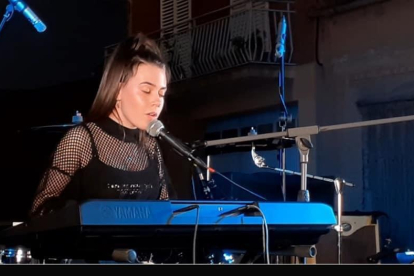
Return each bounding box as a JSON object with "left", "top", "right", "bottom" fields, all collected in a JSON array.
[{"left": 139, "top": 121, "right": 152, "bottom": 131}]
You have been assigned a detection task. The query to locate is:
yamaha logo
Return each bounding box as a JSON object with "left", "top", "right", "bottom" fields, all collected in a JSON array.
[
  {"left": 99, "top": 205, "right": 151, "bottom": 220},
  {"left": 100, "top": 206, "right": 115, "bottom": 219}
]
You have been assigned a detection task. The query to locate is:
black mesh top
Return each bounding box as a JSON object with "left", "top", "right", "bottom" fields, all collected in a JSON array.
[{"left": 30, "top": 117, "right": 174, "bottom": 217}]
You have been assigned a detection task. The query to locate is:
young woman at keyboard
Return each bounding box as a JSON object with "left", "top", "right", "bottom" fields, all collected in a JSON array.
[{"left": 29, "top": 33, "right": 175, "bottom": 218}]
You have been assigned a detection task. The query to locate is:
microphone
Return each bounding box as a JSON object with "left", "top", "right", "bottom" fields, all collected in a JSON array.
[
  {"left": 275, "top": 15, "right": 286, "bottom": 58},
  {"left": 9, "top": 0, "right": 47, "bottom": 32},
  {"left": 147, "top": 120, "right": 215, "bottom": 173}
]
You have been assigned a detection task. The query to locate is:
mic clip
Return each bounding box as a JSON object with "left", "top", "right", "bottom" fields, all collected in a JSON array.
[{"left": 194, "top": 164, "right": 215, "bottom": 200}]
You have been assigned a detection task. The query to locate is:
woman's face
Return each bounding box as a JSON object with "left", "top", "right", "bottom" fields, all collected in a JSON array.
[{"left": 113, "top": 62, "right": 167, "bottom": 130}]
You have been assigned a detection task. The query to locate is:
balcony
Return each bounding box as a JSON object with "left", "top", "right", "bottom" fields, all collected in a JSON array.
[{"left": 105, "top": 1, "right": 296, "bottom": 84}]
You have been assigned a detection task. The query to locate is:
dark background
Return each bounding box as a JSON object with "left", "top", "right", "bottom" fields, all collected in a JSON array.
[{"left": 0, "top": 0, "right": 129, "bottom": 220}]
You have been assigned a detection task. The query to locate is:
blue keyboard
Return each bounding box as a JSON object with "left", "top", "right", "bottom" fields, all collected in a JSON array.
[
  {"left": 79, "top": 199, "right": 337, "bottom": 226},
  {"left": 0, "top": 199, "right": 337, "bottom": 261}
]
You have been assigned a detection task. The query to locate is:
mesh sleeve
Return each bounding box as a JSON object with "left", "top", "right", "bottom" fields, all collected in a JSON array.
[{"left": 29, "top": 125, "right": 93, "bottom": 217}]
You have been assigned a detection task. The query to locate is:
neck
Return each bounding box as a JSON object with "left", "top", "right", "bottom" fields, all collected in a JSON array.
[{"left": 109, "top": 112, "right": 137, "bottom": 130}]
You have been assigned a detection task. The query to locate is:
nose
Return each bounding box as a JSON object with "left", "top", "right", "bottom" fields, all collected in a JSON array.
[{"left": 151, "top": 92, "right": 162, "bottom": 107}]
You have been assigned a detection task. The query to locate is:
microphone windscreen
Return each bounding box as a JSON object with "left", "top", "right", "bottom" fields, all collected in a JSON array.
[{"left": 147, "top": 120, "right": 164, "bottom": 137}]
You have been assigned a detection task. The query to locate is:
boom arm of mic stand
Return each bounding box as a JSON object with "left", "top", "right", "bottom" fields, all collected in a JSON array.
[
  {"left": 206, "top": 114, "right": 414, "bottom": 202},
  {"left": 204, "top": 115, "right": 414, "bottom": 147}
]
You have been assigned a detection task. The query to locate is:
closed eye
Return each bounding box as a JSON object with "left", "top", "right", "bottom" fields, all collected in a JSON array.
[{"left": 159, "top": 90, "right": 166, "bottom": 97}]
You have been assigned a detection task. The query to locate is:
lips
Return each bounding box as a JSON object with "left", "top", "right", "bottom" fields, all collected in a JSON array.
[{"left": 146, "top": 112, "right": 158, "bottom": 118}]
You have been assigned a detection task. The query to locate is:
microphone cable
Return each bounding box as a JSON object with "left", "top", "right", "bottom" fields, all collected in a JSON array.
[
  {"left": 167, "top": 205, "right": 200, "bottom": 264},
  {"left": 213, "top": 170, "right": 267, "bottom": 201},
  {"left": 219, "top": 204, "right": 270, "bottom": 264},
  {"left": 247, "top": 205, "right": 270, "bottom": 264}
]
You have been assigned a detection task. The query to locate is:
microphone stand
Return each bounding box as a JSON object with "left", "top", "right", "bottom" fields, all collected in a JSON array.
[
  {"left": 275, "top": 15, "right": 290, "bottom": 202},
  {"left": 333, "top": 177, "right": 348, "bottom": 264},
  {"left": 205, "top": 114, "right": 414, "bottom": 205},
  {"left": 0, "top": 4, "right": 14, "bottom": 35},
  {"left": 295, "top": 136, "right": 312, "bottom": 202},
  {"left": 252, "top": 146, "right": 353, "bottom": 264}
]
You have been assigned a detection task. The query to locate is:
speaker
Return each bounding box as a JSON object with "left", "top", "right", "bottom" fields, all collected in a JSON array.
[{"left": 315, "top": 215, "right": 380, "bottom": 264}]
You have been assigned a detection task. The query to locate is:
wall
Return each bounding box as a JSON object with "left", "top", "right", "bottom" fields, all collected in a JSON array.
[
  {"left": 192, "top": 0, "right": 229, "bottom": 25},
  {"left": 128, "top": 0, "right": 230, "bottom": 37},
  {"left": 129, "top": 0, "right": 160, "bottom": 35},
  {"left": 312, "top": 0, "right": 414, "bottom": 208},
  {"left": 290, "top": 0, "right": 414, "bottom": 250}
]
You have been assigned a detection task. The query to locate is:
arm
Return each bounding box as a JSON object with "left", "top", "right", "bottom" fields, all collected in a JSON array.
[{"left": 29, "top": 125, "right": 92, "bottom": 217}]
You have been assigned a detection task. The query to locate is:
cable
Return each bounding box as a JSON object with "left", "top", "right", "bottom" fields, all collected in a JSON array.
[
  {"left": 167, "top": 205, "right": 200, "bottom": 264},
  {"left": 247, "top": 205, "right": 270, "bottom": 264},
  {"left": 213, "top": 171, "right": 267, "bottom": 201},
  {"left": 262, "top": 218, "right": 266, "bottom": 260},
  {"left": 218, "top": 204, "right": 270, "bottom": 264},
  {"left": 191, "top": 174, "right": 197, "bottom": 200},
  {"left": 192, "top": 206, "right": 200, "bottom": 264}
]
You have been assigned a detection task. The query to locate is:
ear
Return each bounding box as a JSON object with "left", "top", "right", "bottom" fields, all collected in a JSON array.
[{"left": 116, "top": 83, "right": 123, "bottom": 101}]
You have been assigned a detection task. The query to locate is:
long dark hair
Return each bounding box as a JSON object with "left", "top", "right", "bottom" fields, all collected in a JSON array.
[{"left": 87, "top": 33, "right": 170, "bottom": 123}]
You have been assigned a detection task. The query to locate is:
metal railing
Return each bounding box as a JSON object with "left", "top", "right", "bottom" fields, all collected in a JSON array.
[{"left": 105, "top": 1, "right": 296, "bottom": 83}]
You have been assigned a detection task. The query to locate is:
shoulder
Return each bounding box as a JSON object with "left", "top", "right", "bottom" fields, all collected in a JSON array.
[{"left": 57, "top": 123, "right": 94, "bottom": 148}]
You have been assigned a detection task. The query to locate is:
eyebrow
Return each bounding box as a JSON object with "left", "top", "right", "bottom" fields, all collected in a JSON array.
[{"left": 139, "top": 82, "right": 167, "bottom": 90}]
